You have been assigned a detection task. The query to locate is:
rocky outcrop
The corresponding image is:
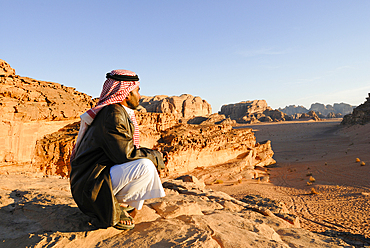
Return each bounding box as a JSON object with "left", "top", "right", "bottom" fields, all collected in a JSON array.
[
  {"left": 140, "top": 94, "right": 212, "bottom": 119},
  {"left": 34, "top": 120, "right": 276, "bottom": 178},
  {"left": 0, "top": 173, "right": 354, "bottom": 247},
  {"left": 187, "top": 113, "right": 236, "bottom": 125},
  {"left": 341, "top": 93, "right": 370, "bottom": 125},
  {"left": 299, "top": 111, "right": 321, "bottom": 121},
  {"left": 219, "top": 100, "right": 290, "bottom": 123},
  {"left": 0, "top": 59, "right": 96, "bottom": 165},
  {"left": 157, "top": 123, "right": 276, "bottom": 176},
  {"left": 219, "top": 100, "right": 271, "bottom": 122},
  {"left": 263, "top": 109, "right": 292, "bottom": 122},
  {"left": 0, "top": 59, "right": 16, "bottom": 76},
  {"left": 327, "top": 112, "right": 343, "bottom": 118},
  {"left": 33, "top": 122, "right": 79, "bottom": 177}
]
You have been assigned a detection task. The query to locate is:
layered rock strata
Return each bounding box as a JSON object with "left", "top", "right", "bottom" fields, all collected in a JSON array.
[
  {"left": 0, "top": 59, "right": 96, "bottom": 165},
  {"left": 157, "top": 123, "right": 276, "bottom": 176}
]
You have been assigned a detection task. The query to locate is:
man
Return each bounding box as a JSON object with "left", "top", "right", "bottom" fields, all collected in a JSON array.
[{"left": 70, "top": 69, "right": 166, "bottom": 230}]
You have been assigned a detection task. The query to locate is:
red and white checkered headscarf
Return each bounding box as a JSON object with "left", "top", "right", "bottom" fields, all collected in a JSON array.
[{"left": 71, "top": 69, "right": 140, "bottom": 160}]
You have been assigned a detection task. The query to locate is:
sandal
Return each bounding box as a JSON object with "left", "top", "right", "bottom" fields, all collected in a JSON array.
[
  {"left": 114, "top": 209, "right": 135, "bottom": 230},
  {"left": 120, "top": 205, "right": 135, "bottom": 213}
]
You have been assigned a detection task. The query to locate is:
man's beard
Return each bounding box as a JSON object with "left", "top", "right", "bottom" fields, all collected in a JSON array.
[{"left": 127, "top": 98, "right": 140, "bottom": 110}]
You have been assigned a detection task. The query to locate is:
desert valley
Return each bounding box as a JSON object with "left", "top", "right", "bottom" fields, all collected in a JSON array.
[{"left": 1, "top": 59, "right": 370, "bottom": 247}]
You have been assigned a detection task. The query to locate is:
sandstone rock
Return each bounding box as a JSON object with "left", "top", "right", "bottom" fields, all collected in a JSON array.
[
  {"left": 262, "top": 109, "right": 291, "bottom": 122},
  {"left": 342, "top": 93, "right": 370, "bottom": 125},
  {"left": 140, "top": 94, "right": 212, "bottom": 119},
  {"left": 0, "top": 59, "right": 96, "bottom": 166},
  {"left": 299, "top": 110, "right": 321, "bottom": 121},
  {"left": 310, "top": 102, "right": 354, "bottom": 116},
  {"left": 135, "top": 112, "right": 179, "bottom": 148},
  {"left": 33, "top": 122, "right": 79, "bottom": 177},
  {"left": 219, "top": 100, "right": 272, "bottom": 123},
  {"left": 278, "top": 105, "right": 309, "bottom": 115},
  {"left": 0, "top": 59, "right": 16, "bottom": 76},
  {"left": 0, "top": 173, "right": 352, "bottom": 247},
  {"left": 188, "top": 113, "right": 236, "bottom": 125},
  {"left": 279, "top": 103, "right": 354, "bottom": 117},
  {"left": 157, "top": 124, "right": 276, "bottom": 176}
]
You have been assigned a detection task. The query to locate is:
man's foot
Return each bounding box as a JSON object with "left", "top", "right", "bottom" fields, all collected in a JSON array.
[
  {"left": 120, "top": 204, "right": 135, "bottom": 213},
  {"left": 114, "top": 209, "right": 135, "bottom": 230}
]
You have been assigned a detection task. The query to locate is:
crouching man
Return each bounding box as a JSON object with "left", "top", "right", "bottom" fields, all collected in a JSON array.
[{"left": 70, "top": 69, "right": 165, "bottom": 230}]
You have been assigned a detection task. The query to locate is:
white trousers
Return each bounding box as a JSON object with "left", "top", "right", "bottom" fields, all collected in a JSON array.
[{"left": 110, "top": 158, "right": 165, "bottom": 210}]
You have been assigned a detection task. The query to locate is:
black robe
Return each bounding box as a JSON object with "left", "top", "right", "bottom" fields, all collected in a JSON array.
[{"left": 70, "top": 103, "right": 164, "bottom": 227}]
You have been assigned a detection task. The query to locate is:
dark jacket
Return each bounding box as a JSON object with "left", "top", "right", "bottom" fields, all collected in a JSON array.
[{"left": 70, "top": 103, "right": 164, "bottom": 227}]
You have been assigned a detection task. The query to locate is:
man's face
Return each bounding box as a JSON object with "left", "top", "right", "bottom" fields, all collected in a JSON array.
[{"left": 126, "top": 86, "right": 141, "bottom": 110}]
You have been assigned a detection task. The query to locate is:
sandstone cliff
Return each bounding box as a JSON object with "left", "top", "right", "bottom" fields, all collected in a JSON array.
[
  {"left": 140, "top": 94, "right": 212, "bottom": 119},
  {"left": 0, "top": 59, "right": 96, "bottom": 165},
  {"left": 341, "top": 93, "right": 370, "bottom": 125}
]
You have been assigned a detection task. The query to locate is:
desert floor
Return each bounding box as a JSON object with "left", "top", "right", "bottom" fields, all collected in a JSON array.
[{"left": 208, "top": 119, "right": 370, "bottom": 238}]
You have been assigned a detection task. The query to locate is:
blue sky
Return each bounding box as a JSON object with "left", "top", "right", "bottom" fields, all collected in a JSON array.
[{"left": 2, "top": 0, "right": 370, "bottom": 112}]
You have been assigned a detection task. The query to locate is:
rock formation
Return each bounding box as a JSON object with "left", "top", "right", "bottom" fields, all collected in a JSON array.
[
  {"left": 279, "top": 103, "right": 354, "bottom": 117},
  {"left": 187, "top": 113, "right": 236, "bottom": 125},
  {"left": 299, "top": 110, "right": 321, "bottom": 121},
  {"left": 157, "top": 123, "right": 276, "bottom": 176},
  {"left": 0, "top": 59, "right": 96, "bottom": 165},
  {"left": 0, "top": 173, "right": 355, "bottom": 247},
  {"left": 341, "top": 93, "right": 370, "bottom": 125},
  {"left": 219, "top": 100, "right": 290, "bottom": 123},
  {"left": 278, "top": 105, "right": 309, "bottom": 115},
  {"left": 34, "top": 120, "right": 276, "bottom": 178},
  {"left": 140, "top": 94, "right": 212, "bottom": 119},
  {"left": 326, "top": 112, "right": 343, "bottom": 118},
  {"left": 310, "top": 102, "right": 354, "bottom": 116}
]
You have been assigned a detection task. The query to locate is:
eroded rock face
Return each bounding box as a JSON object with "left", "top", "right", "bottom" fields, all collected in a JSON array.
[
  {"left": 342, "top": 93, "right": 370, "bottom": 125},
  {"left": 220, "top": 100, "right": 271, "bottom": 122},
  {"left": 0, "top": 59, "right": 96, "bottom": 165},
  {"left": 157, "top": 123, "right": 276, "bottom": 176},
  {"left": 33, "top": 122, "right": 79, "bottom": 177},
  {"left": 140, "top": 94, "right": 212, "bottom": 118},
  {"left": 34, "top": 119, "right": 275, "bottom": 178}
]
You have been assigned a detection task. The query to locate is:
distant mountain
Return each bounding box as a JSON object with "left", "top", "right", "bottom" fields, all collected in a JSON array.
[
  {"left": 278, "top": 105, "right": 308, "bottom": 115},
  {"left": 279, "top": 102, "right": 355, "bottom": 117}
]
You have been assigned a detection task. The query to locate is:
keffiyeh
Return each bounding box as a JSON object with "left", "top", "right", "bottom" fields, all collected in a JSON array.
[{"left": 71, "top": 69, "right": 140, "bottom": 160}]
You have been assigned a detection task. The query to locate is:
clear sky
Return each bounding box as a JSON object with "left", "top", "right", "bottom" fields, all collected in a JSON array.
[{"left": 2, "top": 0, "right": 370, "bottom": 112}]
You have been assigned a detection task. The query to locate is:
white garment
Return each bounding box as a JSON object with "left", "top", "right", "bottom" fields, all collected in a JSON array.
[{"left": 110, "top": 158, "right": 165, "bottom": 210}]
